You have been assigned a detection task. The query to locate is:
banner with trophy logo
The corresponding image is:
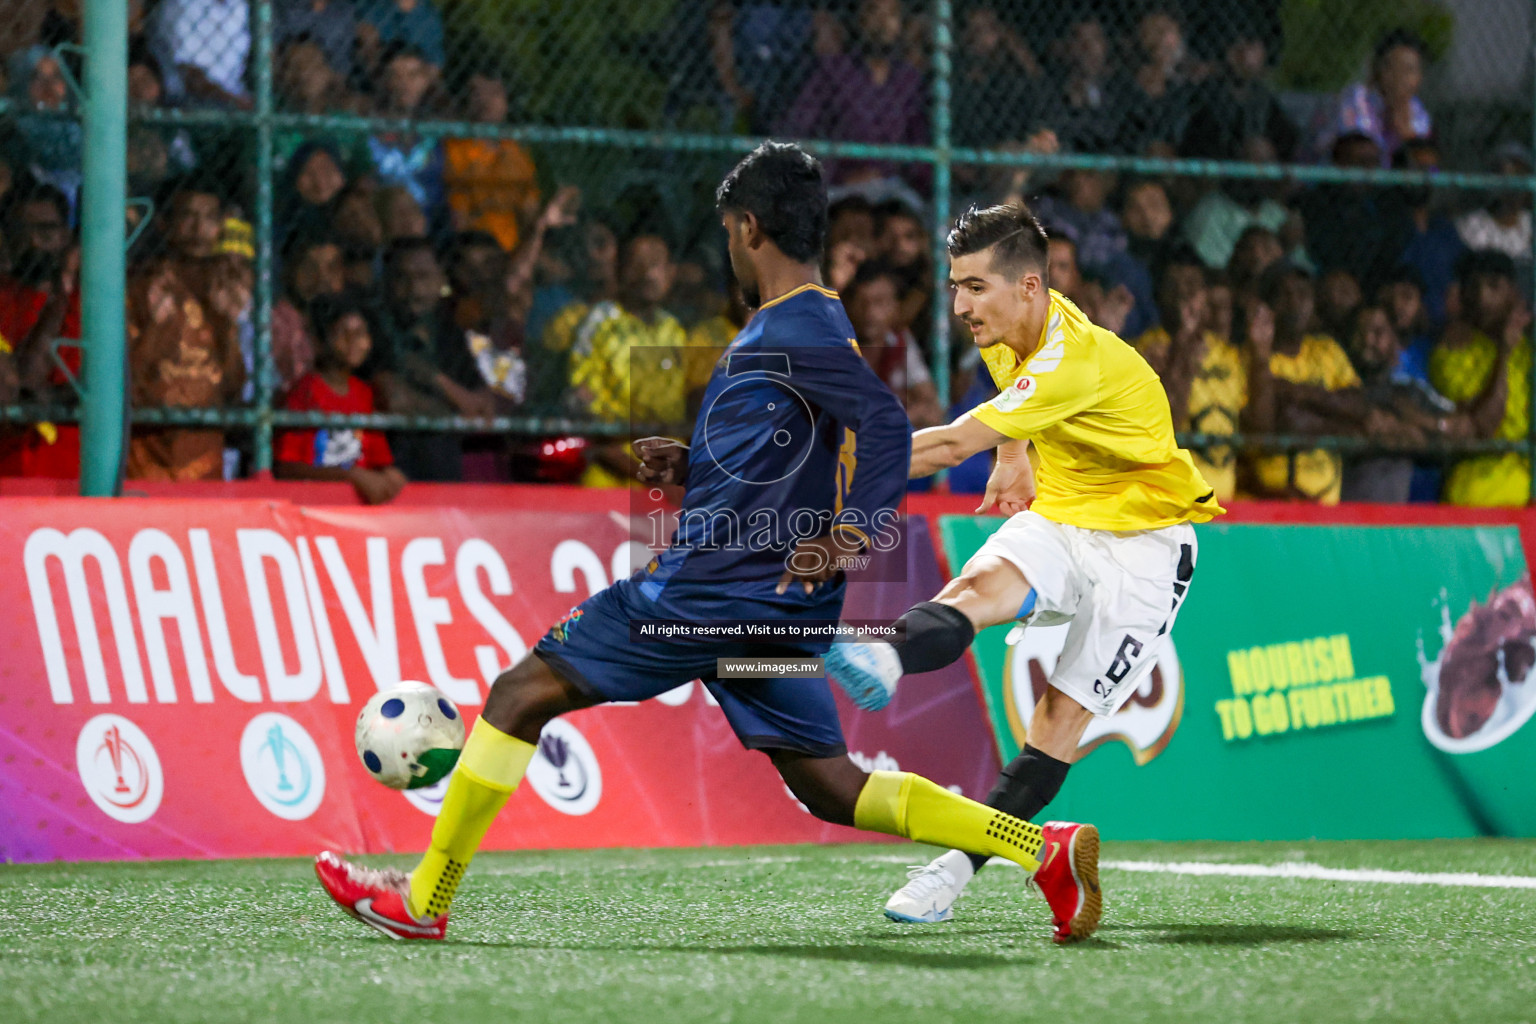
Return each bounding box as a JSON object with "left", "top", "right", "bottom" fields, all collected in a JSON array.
[
  {"left": 939, "top": 515, "right": 1536, "bottom": 840},
  {"left": 0, "top": 496, "right": 997, "bottom": 864}
]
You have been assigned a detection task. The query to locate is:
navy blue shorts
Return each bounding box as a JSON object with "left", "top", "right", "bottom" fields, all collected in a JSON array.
[{"left": 532, "top": 578, "right": 847, "bottom": 758}]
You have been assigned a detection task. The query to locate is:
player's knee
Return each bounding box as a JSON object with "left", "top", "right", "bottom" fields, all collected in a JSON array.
[
  {"left": 773, "top": 754, "right": 862, "bottom": 826},
  {"left": 483, "top": 656, "right": 577, "bottom": 743},
  {"left": 937, "top": 556, "right": 1029, "bottom": 626},
  {"left": 792, "top": 782, "right": 857, "bottom": 826}
]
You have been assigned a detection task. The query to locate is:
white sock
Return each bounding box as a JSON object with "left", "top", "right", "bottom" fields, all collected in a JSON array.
[{"left": 935, "top": 848, "right": 976, "bottom": 889}]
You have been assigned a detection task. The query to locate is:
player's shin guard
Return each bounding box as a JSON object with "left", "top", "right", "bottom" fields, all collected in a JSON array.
[
  {"left": 854, "top": 770, "right": 1042, "bottom": 873},
  {"left": 890, "top": 601, "right": 975, "bottom": 673},
  {"left": 407, "top": 718, "right": 536, "bottom": 919},
  {"left": 966, "top": 744, "right": 1071, "bottom": 872}
]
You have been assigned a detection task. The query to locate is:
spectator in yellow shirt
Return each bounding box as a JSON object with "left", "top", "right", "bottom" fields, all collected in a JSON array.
[
  {"left": 529, "top": 219, "right": 621, "bottom": 410},
  {"left": 1244, "top": 264, "right": 1368, "bottom": 503},
  {"left": 1133, "top": 246, "right": 1248, "bottom": 504},
  {"left": 1431, "top": 249, "right": 1533, "bottom": 505},
  {"left": 567, "top": 233, "right": 687, "bottom": 487}
]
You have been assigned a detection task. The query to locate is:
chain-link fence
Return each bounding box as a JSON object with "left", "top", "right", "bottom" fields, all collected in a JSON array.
[{"left": 0, "top": 0, "right": 1532, "bottom": 503}]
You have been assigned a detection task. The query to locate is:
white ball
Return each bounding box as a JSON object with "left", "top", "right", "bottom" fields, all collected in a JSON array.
[{"left": 354, "top": 681, "right": 466, "bottom": 790}]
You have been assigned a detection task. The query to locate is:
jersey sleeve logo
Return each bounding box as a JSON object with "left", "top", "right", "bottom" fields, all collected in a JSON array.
[{"left": 990, "top": 375, "right": 1037, "bottom": 412}]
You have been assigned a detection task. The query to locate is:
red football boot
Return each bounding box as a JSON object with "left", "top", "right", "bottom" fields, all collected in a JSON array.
[
  {"left": 1034, "top": 822, "right": 1101, "bottom": 943},
  {"left": 314, "top": 851, "right": 447, "bottom": 941}
]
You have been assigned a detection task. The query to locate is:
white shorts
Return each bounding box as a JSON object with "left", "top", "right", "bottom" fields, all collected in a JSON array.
[{"left": 969, "top": 511, "right": 1197, "bottom": 716}]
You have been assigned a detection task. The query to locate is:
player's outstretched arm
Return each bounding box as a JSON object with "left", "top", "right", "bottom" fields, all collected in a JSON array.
[
  {"left": 976, "top": 439, "right": 1035, "bottom": 516},
  {"left": 910, "top": 412, "right": 1012, "bottom": 479}
]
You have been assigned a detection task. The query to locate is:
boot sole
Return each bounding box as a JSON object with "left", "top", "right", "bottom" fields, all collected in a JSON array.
[{"left": 1057, "top": 824, "right": 1102, "bottom": 943}]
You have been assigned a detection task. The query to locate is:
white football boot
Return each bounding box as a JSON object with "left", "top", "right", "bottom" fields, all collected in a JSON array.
[
  {"left": 824, "top": 640, "right": 903, "bottom": 711},
  {"left": 883, "top": 850, "right": 976, "bottom": 923}
]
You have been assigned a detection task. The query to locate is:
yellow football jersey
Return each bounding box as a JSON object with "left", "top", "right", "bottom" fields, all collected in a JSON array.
[
  {"left": 970, "top": 291, "right": 1223, "bottom": 531},
  {"left": 1430, "top": 331, "right": 1531, "bottom": 506},
  {"left": 567, "top": 302, "right": 689, "bottom": 425},
  {"left": 1132, "top": 326, "right": 1247, "bottom": 505},
  {"left": 566, "top": 302, "right": 689, "bottom": 488},
  {"left": 1249, "top": 335, "right": 1359, "bottom": 505}
]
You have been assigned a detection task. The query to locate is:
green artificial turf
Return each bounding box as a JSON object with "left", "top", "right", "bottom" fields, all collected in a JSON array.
[{"left": 2, "top": 841, "right": 1534, "bottom": 1024}]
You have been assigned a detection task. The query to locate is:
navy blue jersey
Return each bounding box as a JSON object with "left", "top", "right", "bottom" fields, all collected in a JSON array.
[{"left": 638, "top": 283, "right": 911, "bottom": 618}]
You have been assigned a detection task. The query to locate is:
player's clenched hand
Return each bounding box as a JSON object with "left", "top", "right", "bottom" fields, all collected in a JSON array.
[
  {"left": 776, "top": 533, "right": 858, "bottom": 596},
  {"left": 633, "top": 436, "right": 689, "bottom": 486},
  {"left": 977, "top": 453, "right": 1035, "bottom": 516}
]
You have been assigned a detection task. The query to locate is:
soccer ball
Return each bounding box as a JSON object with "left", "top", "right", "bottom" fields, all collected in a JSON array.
[{"left": 354, "top": 681, "right": 466, "bottom": 790}]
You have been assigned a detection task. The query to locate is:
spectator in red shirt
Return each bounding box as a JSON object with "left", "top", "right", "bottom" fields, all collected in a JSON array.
[
  {"left": 275, "top": 294, "right": 406, "bottom": 504},
  {"left": 0, "top": 181, "right": 82, "bottom": 477},
  {"left": 272, "top": 229, "right": 347, "bottom": 397}
]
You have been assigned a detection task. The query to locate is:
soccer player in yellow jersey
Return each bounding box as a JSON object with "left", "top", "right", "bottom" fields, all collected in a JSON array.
[{"left": 825, "top": 203, "right": 1222, "bottom": 940}]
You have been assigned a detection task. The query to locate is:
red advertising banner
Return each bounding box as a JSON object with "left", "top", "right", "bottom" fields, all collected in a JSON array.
[{"left": 0, "top": 496, "right": 999, "bottom": 863}]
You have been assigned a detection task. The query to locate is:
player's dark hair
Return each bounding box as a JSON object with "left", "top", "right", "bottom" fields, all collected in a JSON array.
[
  {"left": 947, "top": 203, "right": 1049, "bottom": 283},
  {"left": 715, "top": 141, "right": 827, "bottom": 264}
]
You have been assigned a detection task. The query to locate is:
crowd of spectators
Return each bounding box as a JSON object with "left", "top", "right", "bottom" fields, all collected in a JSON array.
[{"left": 0, "top": 0, "right": 1530, "bottom": 507}]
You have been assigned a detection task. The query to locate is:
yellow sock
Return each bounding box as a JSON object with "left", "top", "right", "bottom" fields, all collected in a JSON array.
[
  {"left": 407, "top": 718, "right": 537, "bottom": 919},
  {"left": 854, "top": 770, "right": 1042, "bottom": 873}
]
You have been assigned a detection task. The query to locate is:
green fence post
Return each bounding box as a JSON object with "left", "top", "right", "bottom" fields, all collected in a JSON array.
[
  {"left": 77, "top": 0, "right": 128, "bottom": 496},
  {"left": 252, "top": 0, "right": 276, "bottom": 476},
  {"left": 1529, "top": 0, "right": 1536, "bottom": 504},
  {"left": 929, "top": 0, "right": 953, "bottom": 412},
  {"left": 927, "top": 0, "right": 954, "bottom": 492}
]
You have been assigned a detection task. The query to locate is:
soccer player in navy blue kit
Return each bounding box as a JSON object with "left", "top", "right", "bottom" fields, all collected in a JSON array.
[{"left": 316, "top": 143, "right": 1051, "bottom": 940}]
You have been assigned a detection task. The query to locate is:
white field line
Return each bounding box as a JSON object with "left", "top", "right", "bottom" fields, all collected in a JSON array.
[
  {"left": 473, "top": 851, "right": 1536, "bottom": 889},
  {"left": 1101, "top": 859, "right": 1536, "bottom": 890}
]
